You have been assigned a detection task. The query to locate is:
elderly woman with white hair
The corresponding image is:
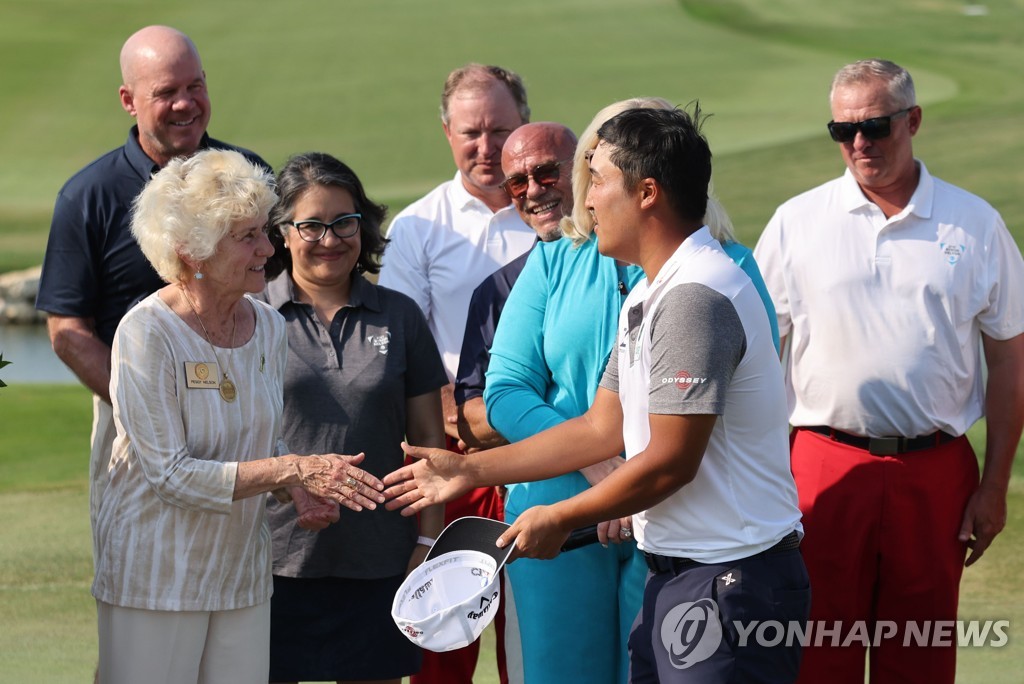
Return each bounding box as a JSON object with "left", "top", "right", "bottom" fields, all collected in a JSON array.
[
  {"left": 481, "top": 97, "right": 779, "bottom": 684},
  {"left": 91, "top": 148, "right": 384, "bottom": 684}
]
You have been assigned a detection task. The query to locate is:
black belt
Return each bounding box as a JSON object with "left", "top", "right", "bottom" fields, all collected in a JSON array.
[
  {"left": 802, "top": 426, "right": 957, "bottom": 456},
  {"left": 644, "top": 531, "right": 800, "bottom": 575}
]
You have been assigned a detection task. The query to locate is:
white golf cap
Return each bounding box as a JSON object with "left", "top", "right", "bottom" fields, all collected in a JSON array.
[{"left": 392, "top": 517, "right": 513, "bottom": 652}]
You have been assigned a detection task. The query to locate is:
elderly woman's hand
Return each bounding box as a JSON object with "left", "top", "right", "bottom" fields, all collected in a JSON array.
[
  {"left": 294, "top": 452, "right": 385, "bottom": 511},
  {"left": 290, "top": 488, "right": 341, "bottom": 530}
]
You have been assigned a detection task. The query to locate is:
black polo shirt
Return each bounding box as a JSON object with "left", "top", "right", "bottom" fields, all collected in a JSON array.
[
  {"left": 36, "top": 126, "right": 269, "bottom": 346},
  {"left": 262, "top": 272, "right": 448, "bottom": 577}
]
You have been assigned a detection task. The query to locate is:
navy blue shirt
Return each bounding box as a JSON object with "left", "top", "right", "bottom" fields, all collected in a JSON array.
[
  {"left": 454, "top": 242, "right": 537, "bottom": 405},
  {"left": 36, "top": 126, "right": 269, "bottom": 347}
]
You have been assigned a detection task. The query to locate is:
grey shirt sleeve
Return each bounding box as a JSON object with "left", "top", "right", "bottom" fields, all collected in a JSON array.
[
  {"left": 648, "top": 284, "right": 746, "bottom": 416},
  {"left": 598, "top": 329, "right": 622, "bottom": 394}
]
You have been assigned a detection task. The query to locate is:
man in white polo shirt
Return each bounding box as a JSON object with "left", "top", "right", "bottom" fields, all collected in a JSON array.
[
  {"left": 754, "top": 59, "right": 1024, "bottom": 684},
  {"left": 377, "top": 62, "right": 536, "bottom": 684},
  {"left": 386, "top": 106, "right": 808, "bottom": 683},
  {"left": 380, "top": 64, "right": 535, "bottom": 389}
]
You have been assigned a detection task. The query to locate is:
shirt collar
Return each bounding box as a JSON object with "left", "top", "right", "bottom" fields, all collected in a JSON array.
[
  {"left": 124, "top": 124, "right": 213, "bottom": 180},
  {"left": 839, "top": 159, "right": 933, "bottom": 219},
  {"left": 648, "top": 225, "right": 717, "bottom": 290},
  {"left": 449, "top": 170, "right": 516, "bottom": 217},
  {"left": 264, "top": 271, "right": 382, "bottom": 313},
  {"left": 350, "top": 273, "right": 382, "bottom": 312},
  {"left": 263, "top": 272, "right": 296, "bottom": 309},
  {"left": 904, "top": 160, "right": 934, "bottom": 220}
]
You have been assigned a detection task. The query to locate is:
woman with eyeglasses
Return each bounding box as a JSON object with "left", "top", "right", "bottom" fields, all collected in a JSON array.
[
  {"left": 262, "top": 152, "right": 446, "bottom": 684},
  {"left": 93, "top": 149, "right": 385, "bottom": 684}
]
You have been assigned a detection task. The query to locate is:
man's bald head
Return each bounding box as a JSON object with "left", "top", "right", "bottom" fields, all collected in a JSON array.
[
  {"left": 118, "top": 26, "right": 211, "bottom": 167},
  {"left": 120, "top": 26, "right": 201, "bottom": 90},
  {"left": 500, "top": 122, "right": 577, "bottom": 241}
]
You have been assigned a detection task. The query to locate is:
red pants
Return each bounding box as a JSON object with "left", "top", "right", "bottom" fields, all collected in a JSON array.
[
  {"left": 412, "top": 436, "right": 508, "bottom": 684},
  {"left": 791, "top": 428, "right": 978, "bottom": 684}
]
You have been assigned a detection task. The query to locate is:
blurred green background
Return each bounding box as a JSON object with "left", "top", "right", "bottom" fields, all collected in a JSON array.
[
  {"left": 2, "top": 0, "right": 1022, "bottom": 272},
  {"left": 1, "top": 0, "right": 1022, "bottom": 681}
]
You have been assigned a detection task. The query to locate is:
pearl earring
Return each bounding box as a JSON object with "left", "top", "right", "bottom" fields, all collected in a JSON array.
[{"left": 195, "top": 271, "right": 204, "bottom": 280}]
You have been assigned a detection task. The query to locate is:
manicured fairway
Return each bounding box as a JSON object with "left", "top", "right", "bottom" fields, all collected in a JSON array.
[
  {"left": 2, "top": 0, "right": 1021, "bottom": 269},
  {"left": 1, "top": 0, "right": 1023, "bottom": 680}
]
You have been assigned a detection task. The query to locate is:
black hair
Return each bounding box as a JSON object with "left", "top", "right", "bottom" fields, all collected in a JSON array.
[
  {"left": 265, "top": 152, "right": 388, "bottom": 280},
  {"left": 595, "top": 105, "right": 711, "bottom": 223}
]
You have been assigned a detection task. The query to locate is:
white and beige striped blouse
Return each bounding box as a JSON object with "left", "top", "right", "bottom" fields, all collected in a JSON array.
[{"left": 92, "top": 293, "right": 286, "bottom": 612}]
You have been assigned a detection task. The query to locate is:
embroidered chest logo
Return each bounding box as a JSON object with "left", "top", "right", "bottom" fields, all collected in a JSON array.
[
  {"left": 367, "top": 331, "right": 391, "bottom": 355},
  {"left": 940, "top": 242, "right": 966, "bottom": 265}
]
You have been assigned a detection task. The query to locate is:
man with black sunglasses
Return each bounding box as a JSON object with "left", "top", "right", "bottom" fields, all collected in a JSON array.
[{"left": 755, "top": 59, "right": 1024, "bottom": 684}]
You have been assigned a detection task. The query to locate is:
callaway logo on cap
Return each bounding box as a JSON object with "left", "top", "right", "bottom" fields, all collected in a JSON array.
[{"left": 391, "top": 517, "right": 513, "bottom": 652}]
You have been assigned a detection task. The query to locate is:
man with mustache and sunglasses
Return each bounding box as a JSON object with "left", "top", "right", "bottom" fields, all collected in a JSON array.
[
  {"left": 754, "top": 59, "right": 1024, "bottom": 684},
  {"left": 454, "top": 122, "right": 578, "bottom": 454},
  {"left": 450, "top": 122, "right": 586, "bottom": 682}
]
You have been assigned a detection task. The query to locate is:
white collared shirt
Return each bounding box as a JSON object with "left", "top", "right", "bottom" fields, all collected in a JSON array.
[
  {"left": 755, "top": 161, "right": 1024, "bottom": 437},
  {"left": 601, "top": 228, "right": 801, "bottom": 562},
  {"left": 379, "top": 172, "right": 536, "bottom": 380}
]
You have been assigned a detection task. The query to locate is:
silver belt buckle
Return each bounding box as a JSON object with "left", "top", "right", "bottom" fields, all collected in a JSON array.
[{"left": 868, "top": 437, "right": 900, "bottom": 455}]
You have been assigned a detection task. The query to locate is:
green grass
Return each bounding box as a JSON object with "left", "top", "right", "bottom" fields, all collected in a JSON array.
[
  {"left": 0, "top": 383, "right": 500, "bottom": 682},
  {"left": 3, "top": 0, "right": 1022, "bottom": 271},
  {"left": 0, "top": 384, "right": 93, "bottom": 492},
  {"left": 2, "top": 0, "right": 1024, "bottom": 680},
  {"left": 684, "top": 0, "right": 1024, "bottom": 247},
  {"left": 1, "top": 408, "right": 1023, "bottom": 682}
]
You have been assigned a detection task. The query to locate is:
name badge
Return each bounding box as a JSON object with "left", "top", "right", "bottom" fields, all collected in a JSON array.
[{"left": 185, "top": 361, "right": 221, "bottom": 389}]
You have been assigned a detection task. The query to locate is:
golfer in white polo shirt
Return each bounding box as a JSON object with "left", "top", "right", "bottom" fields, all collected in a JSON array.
[{"left": 385, "top": 106, "right": 808, "bottom": 683}]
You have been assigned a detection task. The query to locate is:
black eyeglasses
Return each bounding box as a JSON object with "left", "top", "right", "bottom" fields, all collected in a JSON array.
[
  {"left": 287, "top": 214, "right": 362, "bottom": 242},
  {"left": 499, "top": 159, "right": 570, "bottom": 200},
  {"left": 827, "top": 108, "right": 913, "bottom": 143}
]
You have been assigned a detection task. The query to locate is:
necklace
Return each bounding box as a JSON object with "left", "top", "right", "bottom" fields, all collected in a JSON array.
[{"left": 181, "top": 286, "right": 238, "bottom": 403}]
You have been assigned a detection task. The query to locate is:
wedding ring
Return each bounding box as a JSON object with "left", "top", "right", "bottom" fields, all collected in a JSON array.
[
  {"left": 344, "top": 476, "right": 358, "bottom": 488},
  {"left": 621, "top": 528, "right": 633, "bottom": 538}
]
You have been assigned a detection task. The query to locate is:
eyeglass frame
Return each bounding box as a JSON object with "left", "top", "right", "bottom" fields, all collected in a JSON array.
[
  {"left": 499, "top": 159, "right": 572, "bottom": 200},
  {"left": 286, "top": 213, "right": 363, "bottom": 242},
  {"left": 826, "top": 107, "right": 914, "bottom": 143}
]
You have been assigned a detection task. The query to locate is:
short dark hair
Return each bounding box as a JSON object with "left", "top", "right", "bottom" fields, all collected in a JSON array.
[
  {"left": 266, "top": 152, "right": 388, "bottom": 280},
  {"left": 596, "top": 105, "right": 711, "bottom": 223}
]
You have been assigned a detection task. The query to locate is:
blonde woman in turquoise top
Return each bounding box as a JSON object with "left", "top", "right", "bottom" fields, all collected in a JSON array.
[{"left": 483, "top": 97, "right": 779, "bottom": 684}]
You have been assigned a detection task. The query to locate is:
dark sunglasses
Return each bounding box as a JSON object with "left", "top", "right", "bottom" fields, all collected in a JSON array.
[
  {"left": 287, "top": 213, "right": 362, "bottom": 242},
  {"left": 500, "top": 159, "right": 570, "bottom": 200},
  {"left": 827, "top": 107, "right": 913, "bottom": 143}
]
